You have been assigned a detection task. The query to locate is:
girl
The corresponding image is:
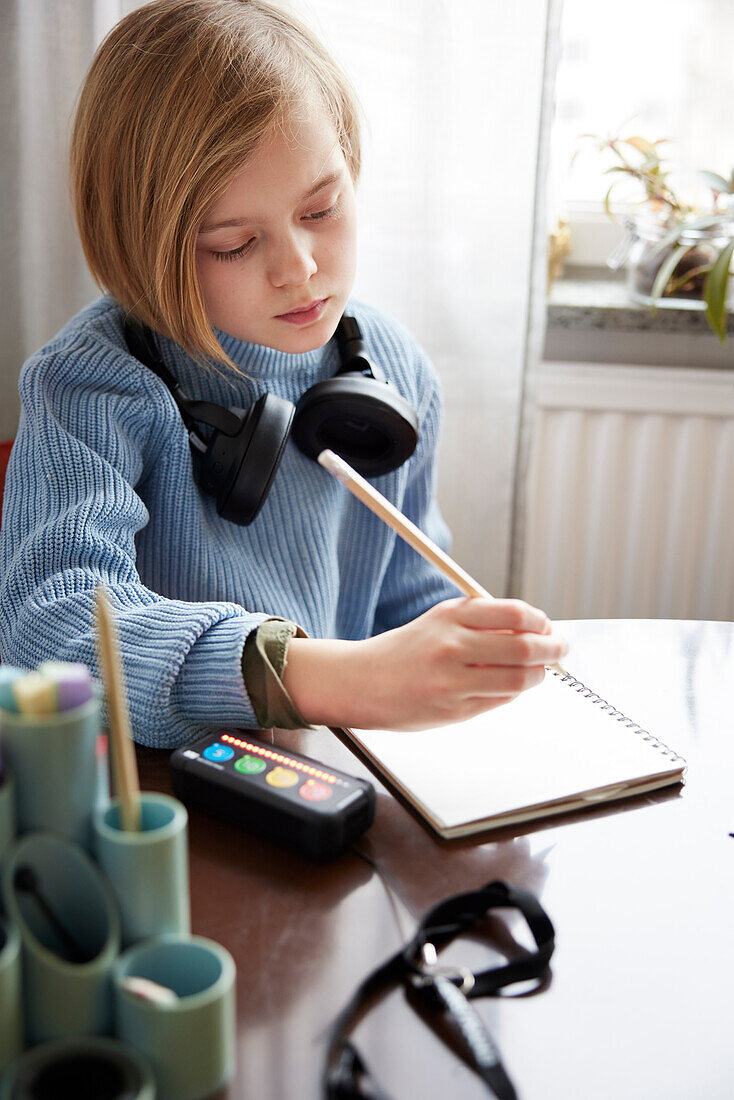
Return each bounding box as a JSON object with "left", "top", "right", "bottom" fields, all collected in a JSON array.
[{"left": 0, "top": 0, "right": 567, "bottom": 748}]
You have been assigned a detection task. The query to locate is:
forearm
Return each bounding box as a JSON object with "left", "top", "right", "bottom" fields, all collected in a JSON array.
[{"left": 281, "top": 637, "right": 369, "bottom": 729}]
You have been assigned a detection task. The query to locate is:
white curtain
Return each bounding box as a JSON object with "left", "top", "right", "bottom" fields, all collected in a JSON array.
[{"left": 0, "top": 0, "right": 559, "bottom": 596}]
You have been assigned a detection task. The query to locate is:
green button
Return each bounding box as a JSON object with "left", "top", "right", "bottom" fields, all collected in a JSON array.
[{"left": 235, "top": 754, "right": 267, "bottom": 775}]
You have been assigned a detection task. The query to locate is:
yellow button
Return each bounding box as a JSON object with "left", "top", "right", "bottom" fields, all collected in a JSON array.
[{"left": 265, "top": 766, "right": 299, "bottom": 788}]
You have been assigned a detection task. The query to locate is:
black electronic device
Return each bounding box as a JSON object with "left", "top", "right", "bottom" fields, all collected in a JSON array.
[
  {"left": 123, "top": 314, "right": 419, "bottom": 525},
  {"left": 170, "top": 731, "right": 375, "bottom": 860}
]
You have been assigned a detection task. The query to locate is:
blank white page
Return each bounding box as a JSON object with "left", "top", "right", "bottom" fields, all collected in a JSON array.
[{"left": 343, "top": 672, "right": 686, "bottom": 836}]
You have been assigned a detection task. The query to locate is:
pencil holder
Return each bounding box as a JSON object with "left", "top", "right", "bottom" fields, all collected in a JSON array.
[
  {"left": 1, "top": 831, "right": 121, "bottom": 1045},
  {"left": 0, "top": 768, "right": 16, "bottom": 870},
  {"left": 92, "top": 793, "right": 191, "bottom": 948},
  {"left": 0, "top": 916, "right": 23, "bottom": 1074},
  {"left": 0, "top": 1036, "right": 156, "bottom": 1100},
  {"left": 0, "top": 695, "right": 108, "bottom": 849},
  {"left": 113, "top": 934, "right": 236, "bottom": 1100}
]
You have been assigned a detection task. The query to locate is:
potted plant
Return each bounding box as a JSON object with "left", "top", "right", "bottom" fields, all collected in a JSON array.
[{"left": 578, "top": 130, "right": 734, "bottom": 341}]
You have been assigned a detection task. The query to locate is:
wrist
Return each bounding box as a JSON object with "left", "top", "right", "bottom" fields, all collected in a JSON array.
[{"left": 281, "top": 637, "right": 367, "bottom": 727}]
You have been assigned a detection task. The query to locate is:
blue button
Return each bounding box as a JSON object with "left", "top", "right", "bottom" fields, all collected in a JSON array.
[{"left": 203, "top": 743, "right": 235, "bottom": 763}]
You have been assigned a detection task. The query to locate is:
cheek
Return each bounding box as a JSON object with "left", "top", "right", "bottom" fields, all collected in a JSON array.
[
  {"left": 196, "top": 255, "right": 255, "bottom": 310},
  {"left": 329, "top": 211, "right": 357, "bottom": 273}
]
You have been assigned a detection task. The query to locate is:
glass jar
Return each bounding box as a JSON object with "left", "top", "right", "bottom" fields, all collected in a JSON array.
[{"left": 607, "top": 214, "right": 734, "bottom": 310}]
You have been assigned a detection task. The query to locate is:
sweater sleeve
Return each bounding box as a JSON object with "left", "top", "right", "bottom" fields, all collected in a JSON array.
[
  {"left": 0, "top": 337, "right": 268, "bottom": 749},
  {"left": 371, "top": 357, "right": 463, "bottom": 633}
]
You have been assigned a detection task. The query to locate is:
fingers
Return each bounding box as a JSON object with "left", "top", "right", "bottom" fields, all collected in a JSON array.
[
  {"left": 462, "top": 663, "right": 547, "bottom": 698},
  {"left": 461, "top": 629, "right": 569, "bottom": 668},
  {"left": 449, "top": 597, "right": 549, "bottom": 635}
]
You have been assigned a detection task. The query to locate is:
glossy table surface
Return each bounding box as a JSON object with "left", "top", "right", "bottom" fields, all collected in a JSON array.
[{"left": 137, "top": 620, "right": 734, "bottom": 1100}]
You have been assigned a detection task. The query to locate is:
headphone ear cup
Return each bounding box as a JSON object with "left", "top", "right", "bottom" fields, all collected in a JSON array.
[
  {"left": 196, "top": 393, "right": 295, "bottom": 525},
  {"left": 292, "top": 376, "right": 418, "bottom": 477}
]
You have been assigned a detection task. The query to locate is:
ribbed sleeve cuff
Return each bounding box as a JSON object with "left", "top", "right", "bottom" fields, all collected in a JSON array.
[{"left": 173, "top": 612, "right": 270, "bottom": 731}]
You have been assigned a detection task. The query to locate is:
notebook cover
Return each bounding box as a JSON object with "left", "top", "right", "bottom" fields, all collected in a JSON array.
[{"left": 338, "top": 670, "right": 686, "bottom": 838}]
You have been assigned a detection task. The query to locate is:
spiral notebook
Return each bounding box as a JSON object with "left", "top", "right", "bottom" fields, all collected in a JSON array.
[{"left": 337, "top": 669, "right": 687, "bottom": 838}]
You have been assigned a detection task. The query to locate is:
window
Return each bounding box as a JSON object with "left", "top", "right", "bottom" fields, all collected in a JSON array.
[{"left": 550, "top": 0, "right": 734, "bottom": 265}]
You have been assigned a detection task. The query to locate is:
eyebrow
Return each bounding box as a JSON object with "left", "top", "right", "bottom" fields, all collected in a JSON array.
[{"left": 198, "top": 169, "right": 343, "bottom": 234}]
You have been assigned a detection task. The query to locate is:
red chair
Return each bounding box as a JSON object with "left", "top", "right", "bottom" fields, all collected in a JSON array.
[{"left": 0, "top": 440, "right": 13, "bottom": 516}]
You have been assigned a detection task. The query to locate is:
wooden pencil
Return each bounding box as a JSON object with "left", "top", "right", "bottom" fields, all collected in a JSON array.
[
  {"left": 317, "top": 449, "right": 567, "bottom": 675},
  {"left": 94, "top": 585, "right": 141, "bottom": 831}
]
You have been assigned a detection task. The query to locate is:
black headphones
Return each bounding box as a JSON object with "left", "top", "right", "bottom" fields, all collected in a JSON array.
[{"left": 123, "top": 314, "right": 419, "bottom": 526}]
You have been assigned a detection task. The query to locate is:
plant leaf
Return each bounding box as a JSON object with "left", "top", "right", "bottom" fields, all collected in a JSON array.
[
  {"left": 625, "top": 136, "right": 656, "bottom": 156},
  {"left": 665, "top": 264, "right": 712, "bottom": 296},
  {"left": 698, "top": 170, "right": 733, "bottom": 194},
  {"left": 704, "top": 239, "right": 734, "bottom": 342},
  {"left": 603, "top": 183, "right": 618, "bottom": 218},
  {"left": 649, "top": 244, "right": 691, "bottom": 306}
]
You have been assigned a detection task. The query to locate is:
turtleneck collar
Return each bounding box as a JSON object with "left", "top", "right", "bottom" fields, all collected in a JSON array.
[{"left": 213, "top": 326, "right": 333, "bottom": 378}]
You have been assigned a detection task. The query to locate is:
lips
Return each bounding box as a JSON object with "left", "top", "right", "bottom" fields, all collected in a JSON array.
[
  {"left": 282, "top": 299, "right": 323, "bottom": 314},
  {"left": 275, "top": 298, "right": 328, "bottom": 325}
]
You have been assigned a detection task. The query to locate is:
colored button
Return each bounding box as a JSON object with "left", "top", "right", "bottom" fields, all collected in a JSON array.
[
  {"left": 298, "top": 780, "right": 333, "bottom": 802},
  {"left": 203, "top": 743, "right": 235, "bottom": 763},
  {"left": 265, "top": 766, "right": 299, "bottom": 788},
  {"left": 235, "top": 754, "right": 267, "bottom": 775}
]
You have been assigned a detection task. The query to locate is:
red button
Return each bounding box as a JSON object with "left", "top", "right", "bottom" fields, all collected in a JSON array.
[{"left": 298, "top": 780, "right": 333, "bottom": 802}]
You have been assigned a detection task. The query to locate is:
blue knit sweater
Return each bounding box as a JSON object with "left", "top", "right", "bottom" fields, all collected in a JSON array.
[{"left": 0, "top": 296, "right": 460, "bottom": 748}]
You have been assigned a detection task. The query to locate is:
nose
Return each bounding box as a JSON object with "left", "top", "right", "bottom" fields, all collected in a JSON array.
[{"left": 268, "top": 230, "right": 318, "bottom": 288}]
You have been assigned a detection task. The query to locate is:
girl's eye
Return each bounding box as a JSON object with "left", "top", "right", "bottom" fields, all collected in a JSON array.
[
  {"left": 303, "top": 205, "right": 335, "bottom": 221},
  {"left": 210, "top": 238, "right": 255, "bottom": 263},
  {"left": 304, "top": 196, "right": 343, "bottom": 222}
]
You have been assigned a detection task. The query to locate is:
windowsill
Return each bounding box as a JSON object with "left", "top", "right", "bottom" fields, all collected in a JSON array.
[{"left": 544, "top": 266, "right": 734, "bottom": 369}]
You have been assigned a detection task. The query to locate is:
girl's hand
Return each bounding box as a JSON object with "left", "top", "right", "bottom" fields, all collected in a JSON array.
[{"left": 282, "top": 598, "right": 569, "bottom": 732}]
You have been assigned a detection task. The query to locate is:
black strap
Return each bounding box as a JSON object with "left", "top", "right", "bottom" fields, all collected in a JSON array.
[
  {"left": 123, "top": 318, "right": 242, "bottom": 436},
  {"left": 323, "top": 880, "right": 554, "bottom": 1100},
  {"left": 334, "top": 316, "right": 385, "bottom": 383}
]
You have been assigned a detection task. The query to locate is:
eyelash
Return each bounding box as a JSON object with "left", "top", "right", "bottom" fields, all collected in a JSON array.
[{"left": 210, "top": 203, "right": 339, "bottom": 263}]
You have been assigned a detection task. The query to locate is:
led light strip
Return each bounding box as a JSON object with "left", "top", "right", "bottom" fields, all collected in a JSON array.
[{"left": 220, "top": 733, "right": 343, "bottom": 785}]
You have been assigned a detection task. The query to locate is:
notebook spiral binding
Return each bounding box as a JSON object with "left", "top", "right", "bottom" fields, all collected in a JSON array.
[{"left": 550, "top": 668, "right": 686, "bottom": 765}]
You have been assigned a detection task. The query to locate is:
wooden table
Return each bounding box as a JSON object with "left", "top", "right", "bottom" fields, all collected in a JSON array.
[{"left": 137, "top": 620, "right": 734, "bottom": 1099}]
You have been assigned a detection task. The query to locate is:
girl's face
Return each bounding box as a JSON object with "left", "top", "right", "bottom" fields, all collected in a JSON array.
[{"left": 195, "top": 106, "right": 357, "bottom": 353}]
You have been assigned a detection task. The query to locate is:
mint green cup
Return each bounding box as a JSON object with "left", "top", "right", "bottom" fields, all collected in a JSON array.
[
  {"left": 2, "top": 832, "right": 120, "bottom": 1045},
  {"left": 92, "top": 793, "right": 191, "bottom": 948},
  {"left": 0, "top": 917, "right": 23, "bottom": 1073},
  {"left": 0, "top": 1036, "right": 156, "bottom": 1100},
  {"left": 0, "top": 769, "right": 16, "bottom": 870},
  {"left": 113, "top": 935, "right": 236, "bottom": 1100},
  {"left": 0, "top": 696, "right": 108, "bottom": 849}
]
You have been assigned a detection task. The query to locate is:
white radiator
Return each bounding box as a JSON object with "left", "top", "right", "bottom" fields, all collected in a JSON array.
[{"left": 519, "top": 362, "right": 734, "bottom": 620}]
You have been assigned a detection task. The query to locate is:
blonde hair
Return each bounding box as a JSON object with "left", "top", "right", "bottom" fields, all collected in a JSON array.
[{"left": 69, "top": 0, "right": 361, "bottom": 372}]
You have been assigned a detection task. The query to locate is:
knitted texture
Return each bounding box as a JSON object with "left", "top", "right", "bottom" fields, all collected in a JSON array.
[{"left": 0, "top": 296, "right": 460, "bottom": 748}]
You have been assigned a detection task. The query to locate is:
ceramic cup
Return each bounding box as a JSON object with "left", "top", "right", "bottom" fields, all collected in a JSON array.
[
  {"left": 0, "top": 916, "right": 23, "bottom": 1074},
  {"left": 113, "top": 934, "right": 236, "bottom": 1100},
  {"left": 1, "top": 831, "right": 120, "bottom": 1045},
  {"left": 0, "top": 696, "right": 108, "bottom": 849},
  {"left": 92, "top": 793, "right": 191, "bottom": 948},
  {"left": 0, "top": 768, "right": 16, "bottom": 870},
  {"left": 0, "top": 1036, "right": 156, "bottom": 1100}
]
